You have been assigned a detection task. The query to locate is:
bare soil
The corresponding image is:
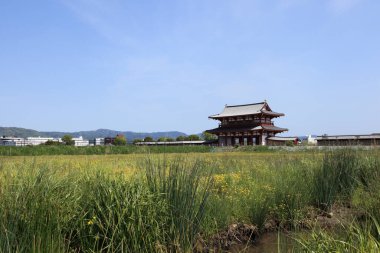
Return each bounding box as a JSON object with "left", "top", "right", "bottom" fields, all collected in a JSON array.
[{"left": 196, "top": 204, "right": 362, "bottom": 252}]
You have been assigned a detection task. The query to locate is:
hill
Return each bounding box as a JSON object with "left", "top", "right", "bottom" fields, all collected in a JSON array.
[{"left": 0, "top": 127, "right": 187, "bottom": 141}]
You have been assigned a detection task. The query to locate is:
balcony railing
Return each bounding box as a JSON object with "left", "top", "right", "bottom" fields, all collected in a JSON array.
[{"left": 219, "top": 121, "right": 274, "bottom": 128}]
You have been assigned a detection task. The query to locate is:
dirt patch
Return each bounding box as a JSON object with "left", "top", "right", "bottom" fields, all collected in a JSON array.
[
  {"left": 312, "top": 203, "right": 363, "bottom": 229},
  {"left": 195, "top": 223, "right": 259, "bottom": 252},
  {"left": 196, "top": 204, "right": 364, "bottom": 252}
]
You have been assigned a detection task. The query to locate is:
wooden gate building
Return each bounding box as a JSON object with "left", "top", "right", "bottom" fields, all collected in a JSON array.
[{"left": 206, "top": 101, "right": 288, "bottom": 146}]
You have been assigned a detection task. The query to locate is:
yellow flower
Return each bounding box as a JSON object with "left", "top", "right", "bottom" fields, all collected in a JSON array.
[{"left": 87, "top": 216, "right": 96, "bottom": 225}]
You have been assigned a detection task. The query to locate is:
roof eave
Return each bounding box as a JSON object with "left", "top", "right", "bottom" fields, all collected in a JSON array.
[
  {"left": 209, "top": 112, "right": 269, "bottom": 118},
  {"left": 208, "top": 115, "right": 221, "bottom": 119}
]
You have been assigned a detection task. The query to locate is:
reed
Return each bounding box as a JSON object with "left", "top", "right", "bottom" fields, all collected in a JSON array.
[
  {"left": 311, "top": 149, "right": 359, "bottom": 211},
  {"left": 143, "top": 157, "right": 213, "bottom": 252}
]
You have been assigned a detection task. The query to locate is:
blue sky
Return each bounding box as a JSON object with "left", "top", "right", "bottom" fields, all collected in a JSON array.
[{"left": 1, "top": 0, "right": 379, "bottom": 135}]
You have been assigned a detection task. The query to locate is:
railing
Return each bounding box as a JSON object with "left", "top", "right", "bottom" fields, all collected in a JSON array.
[{"left": 219, "top": 121, "right": 274, "bottom": 127}]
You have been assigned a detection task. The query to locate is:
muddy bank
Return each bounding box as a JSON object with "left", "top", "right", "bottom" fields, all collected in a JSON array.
[
  {"left": 196, "top": 204, "right": 361, "bottom": 252},
  {"left": 195, "top": 223, "right": 259, "bottom": 252},
  {"left": 196, "top": 225, "right": 294, "bottom": 253}
]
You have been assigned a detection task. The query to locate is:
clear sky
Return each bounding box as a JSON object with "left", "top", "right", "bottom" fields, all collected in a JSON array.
[{"left": 1, "top": 0, "right": 379, "bottom": 135}]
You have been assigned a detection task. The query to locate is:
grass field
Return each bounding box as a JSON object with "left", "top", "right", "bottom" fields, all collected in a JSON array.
[
  {"left": 0, "top": 150, "right": 379, "bottom": 252},
  {"left": 0, "top": 145, "right": 213, "bottom": 156}
]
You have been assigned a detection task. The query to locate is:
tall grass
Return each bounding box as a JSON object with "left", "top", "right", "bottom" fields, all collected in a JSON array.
[
  {"left": 312, "top": 149, "right": 359, "bottom": 211},
  {"left": 144, "top": 157, "right": 213, "bottom": 252},
  {"left": 0, "top": 164, "right": 79, "bottom": 252},
  {"left": 296, "top": 217, "right": 380, "bottom": 252},
  {"left": 0, "top": 156, "right": 213, "bottom": 252},
  {"left": 69, "top": 174, "right": 170, "bottom": 253}
]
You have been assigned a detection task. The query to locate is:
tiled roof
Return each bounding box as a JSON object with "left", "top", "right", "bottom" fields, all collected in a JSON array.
[
  {"left": 209, "top": 102, "right": 284, "bottom": 118},
  {"left": 206, "top": 125, "right": 288, "bottom": 133},
  {"left": 258, "top": 125, "right": 288, "bottom": 132}
]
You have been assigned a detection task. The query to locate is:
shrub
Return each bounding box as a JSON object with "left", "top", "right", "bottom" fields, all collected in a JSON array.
[
  {"left": 132, "top": 138, "right": 143, "bottom": 144},
  {"left": 62, "top": 135, "right": 74, "bottom": 145},
  {"left": 113, "top": 135, "right": 127, "bottom": 146},
  {"left": 144, "top": 136, "right": 154, "bottom": 142},
  {"left": 176, "top": 136, "right": 186, "bottom": 141},
  {"left": 157, "top": 137, "right": 168, "bottom": 142}
]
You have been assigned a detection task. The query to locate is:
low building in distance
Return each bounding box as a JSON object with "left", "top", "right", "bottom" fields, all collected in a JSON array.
[
  {"left": 266, "top": 136, "right": 299, "bottom": 146},
  {"left": 206, "top": 101, "right": 288, "bottom": 146},
  {"left": 135, "top": 140, "right": 210, "bottom": 146},
  {"left": 94, "top": 138, "right": 105, "bottom": 146},
  {"left": 0, "top": 136, "right": 26, "bottom": 146},
  {"left": 26, "top": 137, "right": 60, "bottom": 145},
  {"left": 72, "top": 136, "right": 90, "bottom": 147},
  {"left": 0, "top": 136, "right": 61, "bottom": 146},
  {"left": 316, "top": 134, "right": 380, "bottom": 146}
]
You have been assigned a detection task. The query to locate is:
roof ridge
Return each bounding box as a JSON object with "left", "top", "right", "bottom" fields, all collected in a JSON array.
[{"left": 225, "top": 102, "right": 265, "bottom": 108}]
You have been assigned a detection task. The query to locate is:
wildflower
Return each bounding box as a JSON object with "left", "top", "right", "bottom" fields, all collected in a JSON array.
[{"left": 87, "top": 216, "right": 96, "bottom": 225}]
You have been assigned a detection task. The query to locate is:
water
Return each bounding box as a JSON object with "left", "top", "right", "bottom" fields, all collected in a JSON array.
[{"left": 229, "top": 232, "right": 296, "bottom": 253}]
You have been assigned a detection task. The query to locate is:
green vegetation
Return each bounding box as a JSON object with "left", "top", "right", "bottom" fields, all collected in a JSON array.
[
  {"left": 175, "top": 135, "right": 201, "bottom": 141},
  {"left": 202, "top": 131, "right": 217, "bottom": 141},
  {"left": 113, "top": 135, "right": 127, "bottom": 146},
  {"left": 132, "top": 138, "right": 143, "bottom": 144},
  {"left": 157, "top": 137, "right": 171, "bottom": 142},
  {"left": 143, "top": 136, "right": 154, "bottom": 142},
  {"left": 176, "top": 136, "right": 186, "bottom": 141},
  {"left": 0, "top": 145, "right": 212, "bottom": 156},
  {"left": 44, "top": 139, "right": 61, "bottom": 146},
  {"left": 296, "top": 218, "right": 380, "bottom": 252},
  {"left": 187, "top": 134, "right": 201, "bottom": 141},
  {"left": 0, "top": 150, "right": 378, "bottom": 252},
  {"left": 61, "top": 135, "right": 74, "bottom": 145},
  {"left": 0, "top": 157, "right": 211, "bottom": 252}
]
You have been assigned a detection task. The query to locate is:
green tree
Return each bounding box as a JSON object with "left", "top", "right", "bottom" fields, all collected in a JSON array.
[
  {"left": 202, "top": 131, "right": 217, "bottom": 141},
  {"left": 132, "top": 138, "right": 143, "bottom": 144},
  {"left": 176, "top": 136, "right": 186, "bottom": 141},
  {"left": 44, "top": 140, "right": 61, "bottom": 146},
  {"left": 157, "top": 137, "right": 168, "bottom": 142},
  {"left": 166, "top": 138, "right": 174, "bottom": 142},
  {"left": 285, "top": 140, "right": 295, "bottom": 147},
  {"left": 62, "top": 135, "right": 74, "bottom": 146},
  {"left": 187, "top": 134, "right": 201, "bottom": 141},
  {"left": 144, "top": 136, "right": 154, "bottom": 142},
  {"left": 113, "top": 135, "right": 127, "bottom": 146}
]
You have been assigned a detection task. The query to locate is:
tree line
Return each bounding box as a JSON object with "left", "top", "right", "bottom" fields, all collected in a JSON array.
[
  {"left": 132, "top": 132, "right": 217, "bottom": 144},
  {"left": 42, "top": 132, "right": 217, "bottom": 146}
]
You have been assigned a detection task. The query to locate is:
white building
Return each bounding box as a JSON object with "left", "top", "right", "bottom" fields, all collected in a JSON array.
[
  {"left": 307, "top": 135, "right": 317, "bottom": 145},
  {"left": 94, "top": 138, "right": 105, "bottom": 146},
  {"left": 0, "top": 136, "right": 62, "bottom": 146},
  {"left": 0, "top": 137, "right": 26, "bottom": 146},
  {"left": 26, "top": 137, "right": 61, "bottom": 146},
  {"left": 72, "top": 136, "right": 90, "bottom": 147}
]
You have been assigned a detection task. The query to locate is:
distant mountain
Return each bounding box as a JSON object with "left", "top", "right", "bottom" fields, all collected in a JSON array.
[
  {"left": 0, "top": 127, "right": 187, "bottom": 142},
  {"left": 0, "top": 127, "right": 42, "bottom": 138}
]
